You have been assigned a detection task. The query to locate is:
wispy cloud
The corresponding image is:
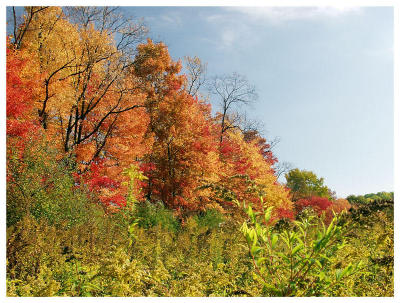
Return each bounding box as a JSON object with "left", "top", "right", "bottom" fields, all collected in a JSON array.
[
  {"left": 203, "top": 7, "right": 364, "bottom": 51},
  {"left": 220, "top": 28, "right": 236, "bottom": 48},
  {"left": 225, "top": 7, "right": 363, "bottom": 24},
  {"left": 205, "top": 24, "right": 255, "bottom": 51},
  {"left": 146, "top": 11, "right": 183, "bottom": 28}
]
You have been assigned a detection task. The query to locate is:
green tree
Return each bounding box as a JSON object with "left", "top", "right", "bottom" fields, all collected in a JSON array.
[
  {"left": 285, "top": 168, "right": 332, "bottom": 201},
  {"left": 347, "top": 192, "right": 393, "bottom": 205}
]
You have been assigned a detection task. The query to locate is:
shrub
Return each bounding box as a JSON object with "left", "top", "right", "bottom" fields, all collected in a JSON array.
[
  {"left": 7, "top": 136, "right": 100, "bottom": 228},
  {"left": 238, "top": 197, "right": 362, "bottom": 296},
  {"left": 195, "top": 209, "right": 224, "bottom": 229},
  {"left": 135, "top": 201, "right": 180, "bottom": 232},
  {"left": 295, "top": 196, "right": 332, "bottom": 215}
]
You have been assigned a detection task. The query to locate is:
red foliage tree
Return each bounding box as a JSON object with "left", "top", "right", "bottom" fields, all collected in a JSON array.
[
  {"left": 6, "top": 44, "right": 40, "bottom": 140},
  {"left": 324, "top": 198, "right": 351, "bottom": 224},
  {"left": 295, "top": 196, "right": 333, "bottom": 215}
]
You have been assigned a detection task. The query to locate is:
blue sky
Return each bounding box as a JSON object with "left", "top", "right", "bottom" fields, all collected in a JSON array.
[{"left": 122, "top": 6, "right": 393, "bottom": 198}]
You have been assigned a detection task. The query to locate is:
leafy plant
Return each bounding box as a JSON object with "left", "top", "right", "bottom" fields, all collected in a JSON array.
[
  {"left": 195, "top": 209, "right": 224, "bottom": 229},
  {"left": 135, "top": 201, "right": 180, "bottom": 232},
  {"left": 239, "top": 197, "right": 363, "bottom": 296}
]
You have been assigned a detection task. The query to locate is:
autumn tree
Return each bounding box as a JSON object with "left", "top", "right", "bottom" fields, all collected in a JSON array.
[
  {"left": 295, "top": 196, "right": 333, "bottom": 215},
  {"left": 6, "top": 43, "right": 40, "bottom": 141},
  {"left": 8, "top": 6, "right": 152, "bottom": 210},
  {"left": 207, "top": 128, "right": 293, "bottom": 219},
  {"left": 133, "top": 40, "right": 221, "bottom": 215},
  {"left": 8, "top": 7, "right": 293, "bottom": 217},
  {"left": 12, "top": 7, "right": 147, "bottom": 160},
  {"left": 6, "top": 40, "right": 87, "bottom": 225},
  {"left": 241, "top": 118, "right": 290, "bottom": 178},
  {"left": 242, "top": 129, "right": 278, "bottom": 167}
]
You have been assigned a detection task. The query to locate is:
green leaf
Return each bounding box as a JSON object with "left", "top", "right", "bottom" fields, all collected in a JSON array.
[
  {"left": 264, "top": 207, "right": 273, "bottom": 224},
  {"left": 271, "top": 234, "right": 279, "bottom": 249},
  {"left": 292, "top": 243, "right": 304, "bottom": 256},
  {"left": 281, "top": 231, "right": 290, "bottom": 247},
  {"left": 128, "top": 222, "right": 138, "bottom": 234},
  {"left": 320, "top": 254, "right": 332, "bottom": 262},
  {"left": 245, "top": 233, "right": 252, "bottom": 244},
  {"left": 276, "top": 252, "right": 290, "bottom": 263},
  {"left": 326, "top": 221, "right": 336, "bottom": 236},
  {"left": 260, "top": 281, "right": 280, "bottom": 295},
  {"left": 255, "top": 257, "right": 268, "bottom": 266},
  {"left": 297, "top": 225, "right": 305, "bottom": 236},
  {"left": 252, "top": 229, "right": 258, "bottom": 247},
  {"left": 251, "top": 245, "right": 263, "bottom": 256},
  {"left": 318, "top": 271, "right": 327, "bottom": 281}
]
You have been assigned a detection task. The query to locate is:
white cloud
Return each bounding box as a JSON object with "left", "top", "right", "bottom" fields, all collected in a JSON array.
[
  {"left": 224, "top": 7, "right": 363, "bottom": 24},
  {"left": 203, "top": 7, "right": 363, "bottom": 50},
  {"left": 202, "top": 27, "right": 239, "bottom": 51},
  {"left": 220, "top": 28, "right": 236, "bottom": 48},
  {"left": 147, "top": 11, "right": 183, "bottom": 28}
]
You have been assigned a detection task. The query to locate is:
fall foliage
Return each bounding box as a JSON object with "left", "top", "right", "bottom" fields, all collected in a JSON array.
[
  {"left": 7, "top": 7, "right": 291, "bottom": 217},
  {"left": 6, "top": 7, "right": 392, "bottom": 298}
]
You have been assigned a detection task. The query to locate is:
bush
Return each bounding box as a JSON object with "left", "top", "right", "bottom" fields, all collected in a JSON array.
[
  {"left": 239, "top": 197, "right": 362, "bottom": 296},
  {"left": 195, "top": 209, "right": 224, "bottom": 229},
  {"left": 7, "top": 136, "right": 101, "bottom": 228},
  {"left": 294, "top": 196, "right": 332, "bottom": 215},
  {"left": 135, "top": 201, "right": 180, "bottom": 232}
]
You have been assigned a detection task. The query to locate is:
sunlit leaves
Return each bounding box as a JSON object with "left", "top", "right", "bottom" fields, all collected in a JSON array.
[{"left": 8, "top": 6, "right": 294, "bottom": 217}]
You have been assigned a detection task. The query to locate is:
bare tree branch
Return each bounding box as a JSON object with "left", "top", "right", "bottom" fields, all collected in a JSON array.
[
  {"left": 274, "top": 161, "right": 293, "bottom": 180},
  {"left": 208, "top": 72, "right": 258, "bottom": 143}
]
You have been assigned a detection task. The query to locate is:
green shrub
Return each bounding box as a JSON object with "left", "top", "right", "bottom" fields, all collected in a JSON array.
[
  {"left": 7, "top": 199, "right": 393, "bottom": 297},
  {"left": 195, "top": 209, "right": 224, "bottom": 229},
  {"left": 135, "top": 201, "right": 180, "bottom": 232},
  {"left": 238, "top": 197, "right": 363, "bottom": 296},
  {"left": 7, "top": 137, "right": 98, "bottom": 228}
]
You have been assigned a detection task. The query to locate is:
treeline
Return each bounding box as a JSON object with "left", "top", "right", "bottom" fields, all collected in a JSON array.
[
  {"left": 7, "top": 6, "right": 292, "bottom": 221},
  {"left": 347, "top": 192, "right": 394, "bottom": 205}
]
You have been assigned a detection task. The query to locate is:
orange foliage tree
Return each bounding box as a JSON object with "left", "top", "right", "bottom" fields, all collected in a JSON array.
[
  {"left": 11, "top": 7, "right": 150, "bottom": 209},
  {"left": 133, "top": 40, "right": 221, "bottom": 215},
  {"left": 213, "top": 129, "right": 293, "bottom": 219}
]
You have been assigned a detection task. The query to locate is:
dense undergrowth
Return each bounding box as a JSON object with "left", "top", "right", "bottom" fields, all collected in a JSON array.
[
  {"left": 6, "top": 148, "right": 393, "bottom": 296},
  {"left": 6, "top": 200, "right": 393, "bottom": 297}
]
